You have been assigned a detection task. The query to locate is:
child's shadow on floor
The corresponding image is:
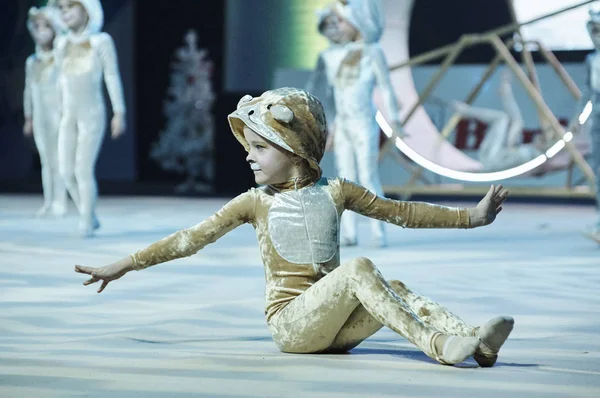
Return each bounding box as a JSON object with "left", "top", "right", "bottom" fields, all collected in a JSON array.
[{"left": 346, "top": 348, "right": 539, "bottom": 368}]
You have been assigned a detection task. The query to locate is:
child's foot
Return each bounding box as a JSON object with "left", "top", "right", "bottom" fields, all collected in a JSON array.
[
  {"left": 369, "top": 236, "right": 387, "bottom": 248},
  {"left": 433, "top": 334, "right": 479, "bottom": 365},
  {"left": 35, "top": 204, "right": 52, "bottom": 218},
  {"left": 93, "top": 215, "right": 100, "bottom": 230},
  {"left": 79, "top": 215, "right": 101, "bottom": 238},
  {"left": 51, "top": 203, "right": 67, "bottom": 217},
  {"left": 340, "top": 236, "right": 357, "bottom": 247},
  {"left": 473, "top": 316, "right": 514, "bottom": 367}
]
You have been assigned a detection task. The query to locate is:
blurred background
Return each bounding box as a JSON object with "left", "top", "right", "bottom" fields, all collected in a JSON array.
[{"left": 0, "top": 0, "right": 596, "bottom": 200}]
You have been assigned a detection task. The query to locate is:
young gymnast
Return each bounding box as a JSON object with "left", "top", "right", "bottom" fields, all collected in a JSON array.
[
  {"left": 49, "top": 0, "right": 126, "bottom": 237},
  {"left": 75, "top": 87, "right": 513, "bottom": 367},
  {"left": 23, "top": 6, "right": 67, "bottom": 217},
  {"left": 307, "top": 0, "right": 404, "bottom": 247}
]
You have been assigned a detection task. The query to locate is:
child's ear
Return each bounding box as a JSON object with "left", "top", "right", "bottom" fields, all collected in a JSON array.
[
  {"left": 270, "top": 104, "right": 294, "bottom": 123},
  {"left": 237, "top": 95, "right": 253, "bottom": 109}
]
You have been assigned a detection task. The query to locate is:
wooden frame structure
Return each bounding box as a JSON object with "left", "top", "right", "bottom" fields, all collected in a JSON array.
[{"left": 380, "top": 0, "right": 596, "bottom": 200}]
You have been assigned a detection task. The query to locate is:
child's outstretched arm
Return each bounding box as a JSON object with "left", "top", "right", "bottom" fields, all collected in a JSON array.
[
  {"left": 75, "top": 191, "right": 256, "bottom": 293},
  {"left": 342, "top": 179, "right": 507, "bottom": 229}
]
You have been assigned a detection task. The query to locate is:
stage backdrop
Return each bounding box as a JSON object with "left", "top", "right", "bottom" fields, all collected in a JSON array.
[{"left": 0, "top": 0, "right": 136, "bottom": 183}]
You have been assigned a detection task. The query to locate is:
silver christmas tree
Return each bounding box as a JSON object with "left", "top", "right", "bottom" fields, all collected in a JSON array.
[{"left": 151, "top": 30, "right": 215, "bottom": 193}]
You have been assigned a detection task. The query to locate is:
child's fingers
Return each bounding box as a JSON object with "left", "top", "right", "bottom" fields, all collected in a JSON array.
[
  {"left": 495, "top": 190, "right": 509, "bottom": 203},
  {"left": 97, "top": 280, "right": 108, "bottom": 293},
  {"left": 496, "top": 206, "right": 503, "bottom": 214},
  {"left": 493, "top": 187, "right": 507, "bottom": 199},
  {"left": 75, "top": 265, "right": 94, "bottom": 275},
  {"left": 485, "top": 185, "right": 495, "bottom": 199},
  {"left": 83, "top": 277, "right": 99, "bottom": 286}
]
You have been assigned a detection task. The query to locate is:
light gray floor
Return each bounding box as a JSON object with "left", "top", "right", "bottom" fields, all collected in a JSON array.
[{"left": 1, "top": 194, "right": 599, "bottom": 397}]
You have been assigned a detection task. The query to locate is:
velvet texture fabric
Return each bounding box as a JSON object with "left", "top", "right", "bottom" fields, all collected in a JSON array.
[
  {"left": 130, "top": 87, "right": 475, "bottom": 360},
  {"left": 130, "top": 178, "right": 472, "bottom": 358}
]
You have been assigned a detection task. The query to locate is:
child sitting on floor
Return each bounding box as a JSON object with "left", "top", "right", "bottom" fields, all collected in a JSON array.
[{"left": 75, "top": 87, "right": 513, "bottom": 367}]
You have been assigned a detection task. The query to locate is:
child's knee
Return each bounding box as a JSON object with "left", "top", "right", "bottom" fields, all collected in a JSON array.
[{"left": 346, "top": 257, "right": 376, "bottom": 275}]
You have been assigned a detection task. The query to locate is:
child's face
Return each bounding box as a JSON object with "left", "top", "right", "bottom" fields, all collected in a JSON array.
[
  {"left": 321, "top": 15, "right": 343, "bottom": 44},
  {"left": 335, "top": 11, "right": 360, "bottom": 42},
  {"left": 57, "top": 0, "right": 88, "bottom": 31},
  {"left": 243, "top": 126, "right": 297, "bottom": 185},
  {"left": 32, "top": 16, "right": 55, "bottom": 47}
]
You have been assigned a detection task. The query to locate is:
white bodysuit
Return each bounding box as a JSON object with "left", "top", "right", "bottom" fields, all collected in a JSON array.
[
  {"left": 53, "top": 0, "right": 125, "bottom": 235},
  {"left": 308, "top": 0, "right": 401, "bottom": 245},
  {"left": 24, "top": 46, "right": 67, "bottom": 216}
]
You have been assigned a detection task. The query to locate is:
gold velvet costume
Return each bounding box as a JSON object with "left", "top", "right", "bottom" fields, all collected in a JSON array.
[{"left": 129, "top": 88, "right": 482, "bottom": 362}]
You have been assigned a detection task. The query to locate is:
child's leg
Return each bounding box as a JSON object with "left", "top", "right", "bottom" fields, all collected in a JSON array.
[
  {"left": 48, "top": 118, "right": 67, "bottom": 216},
  {"left": 334, "top": 120, "right": 359, "bottom": 245},
  {"left": 58, "top": 116, "right": 82, "bottom": 213},
  {"left": 325, "top": 279, "right": 474, "bottom": 353},
  {"left": 32, "top": 122, "right": 53, "bottom": 216},
  {"left": 269, "top": 257, "right": 478, "bottom": 364},
  {"left": 74, "top": 114, "right": 106, "bottom": 236},
  {"left": 325, "top": 279, "right": 514, "bottom": 367}
]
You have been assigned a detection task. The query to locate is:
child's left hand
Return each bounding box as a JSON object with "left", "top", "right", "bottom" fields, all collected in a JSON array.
[{"left": 468, "top": 184, "right": 509, "bottom": 227}]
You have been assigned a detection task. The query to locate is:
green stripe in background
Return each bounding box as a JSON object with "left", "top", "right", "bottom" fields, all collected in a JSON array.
[{"left": 277, "top": 0, "right": 333, "bottom": 69}]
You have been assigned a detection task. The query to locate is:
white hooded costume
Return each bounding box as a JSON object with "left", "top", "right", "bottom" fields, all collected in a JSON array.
[
  {"left": 308, "top": 0, "right": 401, "bottom": 246},
  {"left": 24, "top": 6, "right": 67, "bottom": 217},
  {"left": 49, "top": 0, "right": 126, "bottom": 236}
]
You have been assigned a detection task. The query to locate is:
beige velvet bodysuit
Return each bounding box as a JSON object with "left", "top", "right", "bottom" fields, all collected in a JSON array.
[{"left": 130, "top": 177, "right": 476, "bottom": 356}]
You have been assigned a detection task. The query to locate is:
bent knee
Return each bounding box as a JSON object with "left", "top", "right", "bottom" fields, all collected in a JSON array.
[{"left": 344, "top": 256, "right": 376, "bottom": 275}]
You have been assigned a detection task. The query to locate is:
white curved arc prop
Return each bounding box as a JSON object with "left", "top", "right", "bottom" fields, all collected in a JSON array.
[
  {"left": 374, "top": 0, "right": 587, "bottom": 182},
  {"left": 377, "top": 111, "right": 582, "bottom": 182}
]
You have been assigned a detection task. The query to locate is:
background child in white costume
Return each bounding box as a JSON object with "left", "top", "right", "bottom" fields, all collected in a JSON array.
[
  {"left": 23, "top": 6, "right": 67, "bottom": 218},
  {"left": 50, "top": 0, "right": 126, "bottom": 237},
  {"left": 305, "top": 5, "right": 345, "bottom": 151},
  {"left": 309, "top": 0, "right": 403, "bottom": 248}
]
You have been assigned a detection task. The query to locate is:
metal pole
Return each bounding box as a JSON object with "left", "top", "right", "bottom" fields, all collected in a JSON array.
[
  {"left": 489, "top": 34, "right": 596, "bottom": 186},
  {"left": 390, "top": 0, "right": 595, "bottom": 71}
]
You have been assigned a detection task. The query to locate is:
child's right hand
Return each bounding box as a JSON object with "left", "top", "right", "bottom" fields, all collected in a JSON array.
[
  {"left": 468, "top": 184, "right": 508, "bottom": 228},
  {"left": 23, "top": 118, "right": 33, "bottom": 136},
  {"left": 75, "top": 260, "right": 131, "bottom": 293}
]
